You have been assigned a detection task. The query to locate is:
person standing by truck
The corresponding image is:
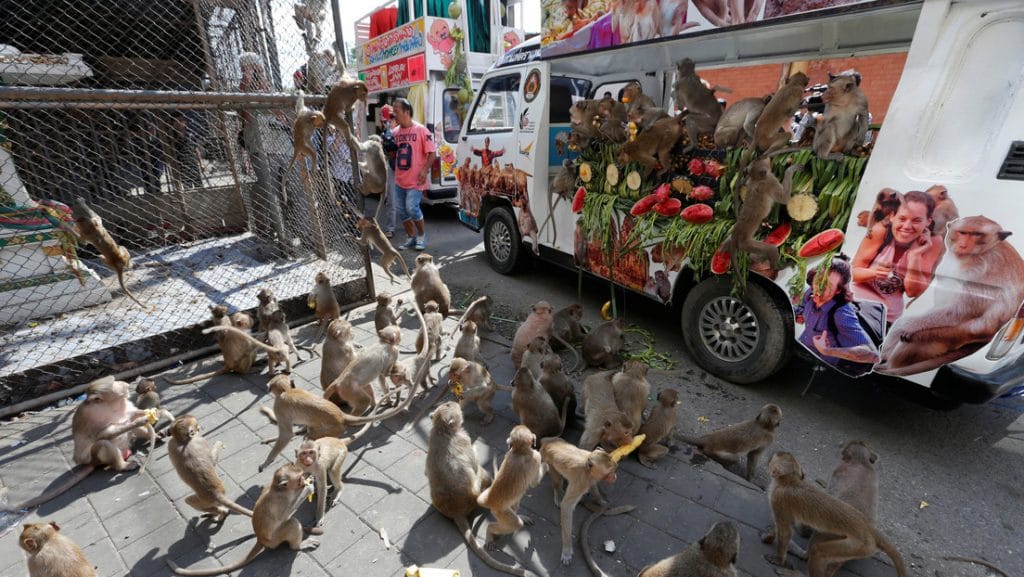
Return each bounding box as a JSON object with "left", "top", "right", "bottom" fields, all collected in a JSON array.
[{"left": 392, "top": 98, "right": 437, "bottom": 251}]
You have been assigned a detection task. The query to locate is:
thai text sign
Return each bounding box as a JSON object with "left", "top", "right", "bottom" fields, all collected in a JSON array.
[
  {"left": 359, "top": 19, "right": 425, "bottom": 69},
  {"left": 363, "top": 53, "right": 427, "bottom": 92}
]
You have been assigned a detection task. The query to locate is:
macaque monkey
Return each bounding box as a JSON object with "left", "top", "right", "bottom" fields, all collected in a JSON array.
[
  {"left": 320, "top": 318, "right": 355, "bottom": 389},
  {"left": 231, "top": 311, "right": 254, "bottom": 330},
  {"left": 309, "top": 271, "right": 340, "bottom": 338},
  {"left": 208, "top": 304, "right": 231, "bottom": 346},
  {"left": 637, "top": 389, "right": 680, "bottom": 469},
  {"left": 718, "top": 159, "right": 801, "bottom": 271},
  {"left": 389, "top": 304, "right": 437, "bottom": 396},
  {"left": 551, "top": 159, "right": 579, "bottom": 200},
  {"left": 763, "top": 452, "right": 906, "bottom": 577},
  {"left": 69, "top": 197, "right": 150, "bottom": 309},
  {"left": 540, "top": 437, "right": 619, "bottom": 565},
  {"left": 459, "top": 295, "right": 494, "bottom": 332},
  {"left": 20, "top": 522, "right": 98, "bottom": 577},
  {"left": 539, "top": 354, "right": 577, "bottom": 425},
  {"left": 171, "top": 321, "right": 287, "bottom": 384},
  {"left": 865, "top": 188, "right": 901, "bottom": 238},
  {"left": 512, "top": 193, "right": 541, "bottom": 256},
  {"left": 453, "top": 319, "right": 482, "bottom": 363},
  {"left": 355, "top": 135, "right": 388, "bottom": 195},
  {"left": 256, "top": 288, "right": 279, "bottom": 333},
  {"left": 628, "top": 103, "right": 671, "bottom": 132},
  {"left": 611, "top": 360, "right": 650, "bottom": 434},
  {"left": 265, "top": 309, "right": 304, "bottom": 373},
  {"left": 374, "top": 292, "right": 403, "bottom": 332},
  {"left": 511, "top": 301, "right": 554, "bottom": 368},
  {"left": 596, "top": 94, "right": 629, "bottom": 143},
  {"left": 879, "top": 216, "right": 1024, "bottom": 375},
  {"left": 622, "top": 80, "right": 657, "bottom": 116},
  {"left": 294, "top": 422, "right": 372, "bottom": 526},
  {"left": 673, "top": 58, "right": 723, "bottom": 152},
  {"left": 167, "top": 415, "right": 254, "bottom": 522},
  {"left": 582, "top": 318, "right": 625, "bottom": 368},
  {"left": 618, "top": 115, "right": 683, "bottom": 178},
  {"left": 323, "top": 325, "right": 401, "bottom": 415},
  {"left": 426, "top": 402, "right": 533, "bottom": 576},
  {"left": 715, "top": 96, "right": 770, "bottom": 148},
  {"left": 323, "top": 77, "right": 369, "bottom": 143},
  {"left": 286, "top": 90, "right": 326, "bottom": 188},
  {"left": 812, "top": 74, "right": 869, "bottom": 161},
  {"left": 448, "top": 357, "right": 507, "bottom": 425},
  {"left": 167, "top": 464, "right": 321, "bottom": 575},
  {"left": 412, "top": 253, "right": 452, "bottom": 317},
  {"left": 638, "top": 521, "right": 739, "bottom": 577},
  {"left": 926, "top": 184, "right": 958, "bottom": 237},
  {"left": 569, "top": 99, "right": 603, "bottom": 149},
  {"left": 580, "top": 370, "right": 635, "bottom": 451},
  {"left": 551, "top": 303, "right": 585, "bottom": 348},
  {"left": 134, "top": 378, "right": 161, "bottom": 411},
  {"left": 478, "top": 425, "right": 544, "bottom": 544},
  {"left": 512, "top": 366, "right": 565, "bottom": 439},
  {"left": 677, "top": 403, "right": 782, "bottom": 481},
  {"left": 358, "top": 218, "right": 410, "bottom": 284},
  {"left": 416, "top": 300, "right": 445, "bottom": 362},
  {"left": 752, "top": 72, "right": 809, "bottom": 154},
  {"left": 520, "top": 335, "right": 549, "bottom": 380}
]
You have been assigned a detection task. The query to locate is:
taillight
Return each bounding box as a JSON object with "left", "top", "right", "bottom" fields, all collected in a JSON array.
[
  {"left": 431, "top": 157, "right": 441, "bottom": 182},
  {"left": 987, "top": 300, "right": 1024, "bottom": 360}
]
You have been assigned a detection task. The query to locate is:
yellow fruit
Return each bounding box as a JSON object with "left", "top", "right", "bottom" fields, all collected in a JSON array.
[
  {"left": 601, "top": 300, "right": 613, "bottom": 320},
  {"left": 610, "top": 434, "right": 646, "bottom": 462},
  {"left": 626, "top": 170, "right": 642, "bottom": 191},
  {"left": 606, "top": 164, "right": 620, "bottom": 186},
  {"left": 672, "top": 177, "right": 692, "bottom": 195},
  {"left": 787, "top": 194, "right": 819, "bottom": 221},
  {"left": 579, "top": 162, "right": 593, "bottom": 183}
]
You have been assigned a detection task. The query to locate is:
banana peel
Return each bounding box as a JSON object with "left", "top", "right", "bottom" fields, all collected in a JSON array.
[
  {"left": 609, "top": 434, "right": 646, "bottom": 462},
  {"left": 601, "top": 301, "right": 613, "bottom": 320}
]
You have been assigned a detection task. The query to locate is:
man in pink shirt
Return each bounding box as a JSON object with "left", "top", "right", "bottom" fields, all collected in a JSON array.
[{"left": 392, "top": 98, "right": 437, "bottom": 250}]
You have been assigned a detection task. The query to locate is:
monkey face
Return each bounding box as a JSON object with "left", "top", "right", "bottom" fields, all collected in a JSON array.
[
  {"left": 171, "top": 416, "right": 200, "bottom": 442},
  {"left": 876, "top": 188, "right": 900, "bottom": 206},
  {"left": 316, "top": 271, "right": 330, "bottom": 284},
  {"left": 587, "top": 451, "right": 618, "bottom": 483},
  {"left": 135, "top": 379, "right": 156, "bottom": 395},
  {"left": 295, "top": 442, "right": 319, "bottom": 470},
  {"left": 532, "top": 301, "right": 552, "bottom": 316},
  {"left": 376, "top": 293, "right": 392, "bottom": 306},
  {"left": 424, "top": 300, "right": 440, "bottom": 313},
  {"left": 568, "top": 304, "right": 583, "bottom": 320},
  {"left": 210, "top": 304, "right": 229, "bottom": 318},
  {"left": 257, "top": 288, "right": 274, "bottom": 304},
  {"left": 601, "top": 416, "right": 634, "bottom": 449}
]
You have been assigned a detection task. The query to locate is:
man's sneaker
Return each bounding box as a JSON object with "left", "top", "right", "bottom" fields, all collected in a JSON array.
[
  {"left": 414, "top": 237, "right": 427, "bottom": 251},
  {"left": 400, "top": 237, "right": 417, "bottom": 250}
]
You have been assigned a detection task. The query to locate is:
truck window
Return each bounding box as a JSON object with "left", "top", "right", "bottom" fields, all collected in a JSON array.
[
  {"left": 467, "top": 74, "right": 520, "bottom": 133},
  {"left": 593, "top": 81, "right": 637, "bottom": 102},
  {"left": 550, "top": 76, "right": 593, "bottom": 123},
  {"left": 442, "top": 89, "right": 463, "bottom": 143}
]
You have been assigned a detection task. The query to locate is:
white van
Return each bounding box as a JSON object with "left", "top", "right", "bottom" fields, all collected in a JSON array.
[{"left": 455, "top": 0, "right": 1024, "bottom": 405}]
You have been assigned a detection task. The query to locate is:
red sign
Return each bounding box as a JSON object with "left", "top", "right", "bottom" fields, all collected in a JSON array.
[{"left": 364, "top": 53, "right": 426, "bottom": 92}]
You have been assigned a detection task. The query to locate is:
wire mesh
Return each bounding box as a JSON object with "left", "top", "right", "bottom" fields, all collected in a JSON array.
[{"left": 0, "top": 0, "right": 371, "bottom": 405}]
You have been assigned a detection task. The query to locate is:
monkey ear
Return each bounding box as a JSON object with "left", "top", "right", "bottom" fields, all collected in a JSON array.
[
  {"left": 999, "top": 230, "right": 1013, "bottom": 241},
  {"left": 23, "top": 538, "right": 37, "bottom": 552}
]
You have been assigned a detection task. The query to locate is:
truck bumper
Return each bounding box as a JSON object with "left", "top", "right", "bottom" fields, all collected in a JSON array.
[
  {"left": 931, "top": 360, "right": 1024, "bottom": 404},
  {"left": 422, "top": 187, "right": 458, "bottom": 205}
]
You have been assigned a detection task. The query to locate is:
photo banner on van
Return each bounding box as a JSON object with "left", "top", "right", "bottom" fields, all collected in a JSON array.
[{"left": 540, "top": 0, "right": 903, "bottom": 58}]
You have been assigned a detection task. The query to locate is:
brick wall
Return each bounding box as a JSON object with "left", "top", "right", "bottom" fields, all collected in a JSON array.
[{"left": 698, "top": 52, "right": 908, "bottom": 123}]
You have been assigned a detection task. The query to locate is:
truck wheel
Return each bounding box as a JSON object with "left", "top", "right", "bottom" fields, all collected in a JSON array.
[
  {"left": 484, "top": 206, "right": 524, "bottom": 274},
  {"left": 681, "top": 276, "right": 792, "bottom": 384}
]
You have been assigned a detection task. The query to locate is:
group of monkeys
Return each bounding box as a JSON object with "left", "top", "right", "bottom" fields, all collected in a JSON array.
[{"left": 9, "top": 250, "right": 918, "bottom": 577}]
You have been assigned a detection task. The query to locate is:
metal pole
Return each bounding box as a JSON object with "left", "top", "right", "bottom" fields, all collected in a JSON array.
[
  {"left": 0, "top": 86, "right": 326, "bottom": 106},
  {"left": 331, "top": 0, "right": 347, "bottom": 73}
]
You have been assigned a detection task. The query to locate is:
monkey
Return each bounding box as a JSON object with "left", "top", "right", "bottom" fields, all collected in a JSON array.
[
  {"left": 673, "top": 58, "right": 723, "bottom": 152},
  {"left": 416, "top": 300, "right": 446, "bottom": 362},
  {"left": 622, "top": 80, "right": 657, "bottom": 117},
  {"left": 637, "top": 389, "right": 680, "bottom": 469},
  {"left": 638, "top": 520, "right": 739, "bottom": 577},
  {"left": 255, "top": 288, "right": 278, "bottom": 332},
  {"left": 320, "top": 318, "right": 355, "bottom": 389},
  {"left": 134, "top": 378, "right": 161, "bottom": 411},
  {"left": 580, "top": 369, "right": 635, "bottom": 451},
  {"left": 230, "top": 311, "right": 253, "bottom": 330},
  {"left": 762, "top": 451, "right": 906, "bottom": 577},
  {"left": 167, "top": 464, "right": 321, "bottom": 575},
  {"left": 551, "top": 303, "right": 585, "bottom": 349},
  {"left": 539, "top": 354, "right": 577, "bottom": 426},
  {"left": 926, "top": 184, "right": 958, "bottom": 237},
  {"left": 511, "top": 366, "right": 566, "bottom": 439},
  {"left": 718, "top": 159, "right": 801, "bottom": 272},
  {"left": 550, "top": 159, "right": 578, "bottom": 200},
  {"left": 618, "top": 115, "right": 683, "bottom": 178},
  {"left": 169, "top": 321, "right": 288, "bottom": 384},
  {"left": 266, "top": 308, "right": 310, "bottom": 373},
  {"left": 358, "top": 218, "right": 411, "bottom": 284},
  {"left": 323, "top": 325, "right": 401, "bottom": 415},
  {"left": 411, "top": 253, "right": 451, "bottom": 317},
  {"left": 3, "top": 377, "right": 158, "bottom": 512},
  {"left": 812, "top": 74, "right": 869, "bottom": 161},
  {"left": 374, "top": 292, "right": 403, "bottom": 333},
  {"left": 512, "top": 192, "right": 541, "bottom": 256},
  {"left": 323, "top": 77, "right": 368, "bottom": 144},
  {"left": 460, "top": 294, "right": 494, "bottom": 332},
  {"left": 355, "top": 135, "right": 388, "bottom": 195},
  {"left": 646, "top": 269, "right": 672, "bottom": 303},
  {"left": 520, "top": 335, "right": 549, "bottom": 380},
  {"left": 68, "top": 197, "right": 150, "bottom": 309},
  {"left": 309, "top": 271, "right": 340, "bottom": 339},
  {"left": 582, "top": 318, "right": 625, "bottom": 369},
  {"left": 569, "top": 99, "right": 603, "bottom": 149},
  {"left": 611, "top": 359, "right": 650, "bottom": 434},
  {"left": 677, "top": 403, "right": 782, "bottom": 481},
  {"left": 540, "top": 437, "right": 620, "bottom": 566},
  {"left": 207, "top": 304, "right": 232, "bottom": 347},
  {"left": 804, "top": 440, "right": 880, "bottom": 565},
  {"left": 752, "top": 72, "right": 809, "bottom": 154},
  {"left": 511, "top": 301, "right": 554, "bottom": 368},
  {"left": 878, "top": 216, "right": 1024, "bottom": 375},
  {"left": 294, "top": 422, "right": 373, "bottom": 526},
  {"left": 448, "top": 357, "right": 508, "bottom": 425},
  {"left": 453, "top": 319, "right": 482, "bottom": 363},
  {"left": 19, "top": 522, "right": 98, "bottom": 577},
  {"left": 864, "top": 188, "right": 902, "bottom": 238},
  {"left": 596, "top": 93, "right": 629, "bottom": 143},
  {"left": 714, "top": 96, "right": 770, "bottom": 148},
  {"left": 426, "top": 402, "right": 535, "bottom": 577},
  {"left": 627, "top": 102, "right": 671, "bottom": 132},
  {"left": 389, "top": 304, "right": 437, "bottom": 397},
  {"left": 285, "top": 90, "right": 326, "bottom": 190},
  {"left": 477, "top": 424, "right": 544, "bottom": 545},
  {"left": 167, "top": 415, "right": 254, "bottom": 522}
]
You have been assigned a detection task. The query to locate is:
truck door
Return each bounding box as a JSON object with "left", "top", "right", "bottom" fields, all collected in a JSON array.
[{"left": 435, "top": 85, "right": 462, "bottom": 190}]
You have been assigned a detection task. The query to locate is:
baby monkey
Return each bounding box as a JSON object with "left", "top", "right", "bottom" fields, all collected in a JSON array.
[
  {"left": 167, "top": 415, "right": 254, "bottom": 522},
  {"left": 639, "top": 521, "right": 739, "bottom": 577},
  {"left": 20, "top": 522, "right": 98, "bottom": 577},
  {"left": 477, "top": 425, "right": 544, "bottom": 545},
  {"left": 286, "top": 90, "right": 326, "bottom": 189},
  {"left": 358, "top": 218, "right": 410, "bottom": 284},
  {"left": 294, "top": 422, "right": 372, "bottom": 526},
  {"left": 69, "top": 197, "right": 150, "bottom": 309}
]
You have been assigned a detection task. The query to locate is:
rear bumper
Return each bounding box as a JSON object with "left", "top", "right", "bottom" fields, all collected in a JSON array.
[
  {"left": 931, "top": 360, "right": 1024, "bottom": 404},
  {"left": 422, "top": 186, "right": 458, "bottom": 205}
]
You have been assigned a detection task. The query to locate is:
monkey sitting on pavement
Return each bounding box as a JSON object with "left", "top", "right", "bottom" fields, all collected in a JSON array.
[
  {"left": 477, "top": 425, "right": 544, "bottom": 546},
  {"left": 677, "top": 403, "right": 782, "bottom": 481},
  {"left": 637, "top": 389, "right": 680, "bottom": 469},
  {"left": 412, "top": 253, "right": 451, "bottom": 317},
  {"left": 167, "top": 415, "right": 254, "bottom": 522},
  {"left": 20, "top": 522, "right": 98, "bottom": 577},
  {"left": 582, "top": 318, "right": 625, "bottom": 369},
  {"left": 374, "top": 291, "right": 402, "bottom": 332},
  {"left": 580, "top": 369, "right": 635, "bottom": 451},
  {"left": 323, "top": 325, "right": 401, "bottom": 415},
  {"left": 134, "top": 378, "right": 161, "bottom": 411},
  {"left": 539, "top": 354, "right": 578, "bottom": 427},
  {"left": 294, "top": 422, "right": 373, "bottom": 526},
  {"left": 453, "top": 319, "right": 482, "bottom": 364},
  {"left": 511, "top": 366, "right": 567, "bottom": 439},
  {"left": 638, "top": 520, "right": 739, "bottom": 577},
  {"left": 511, "top": 301, "right": 554, "bottom": 368},
  {"left": 448, "top": 357, "right": 509, "bottom": 425},
  {"left": 320, "top": 318, "right": 355, "bottom": 389},
  {"left": 309, "top": 271, "right": 340, "bottom": 340}
]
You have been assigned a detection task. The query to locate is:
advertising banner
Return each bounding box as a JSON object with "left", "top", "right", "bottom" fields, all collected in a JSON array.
[
  {"left": 363, "top": 53, "right": 427, "bottom": 92},
  {"left": 359, "top": 19, "right": 426, "bottom": 70}
]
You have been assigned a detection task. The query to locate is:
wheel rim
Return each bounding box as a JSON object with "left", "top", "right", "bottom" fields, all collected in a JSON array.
[
  {"left": 488, "top": 218, "right": 512, "bottom": 264},
  {"left": 698, "top": 296, "right": 760, "bottom": 362}
]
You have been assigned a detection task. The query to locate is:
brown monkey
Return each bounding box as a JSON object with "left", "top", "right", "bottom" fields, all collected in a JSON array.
[
  {"left": 416, "top": 300, "right": 446, "bottom": 362},
  {"left": 511, "top": 366, "right": 564, "bottom": 439},
  {"left": 69, "top": 197, "right": 150, "bottom": 309},
  {"left": 611, "top": 359, "right": 650, "bottom": 434},
  {"left": 582, "top": 318, "right": 625, "bottom": 368},
  {"left": 19, "top": 522, "right": 98, "bottom": 577},
  {"left": 167, "top": 464, "right": 321, "bottom": 575},
  {"left": 358, "top": 218, "right": 410, "bottom": 283},
  {"left": 477, "top": 425, "right": 544, "bottom": 544},
  {"left": 540, "top": 437, "right": 619, "bottom": 565},
  {"left": 231, "top": 311, "right": 254, "bottom": 330},
  {"left": 511, "top": 301, "right": 554, "bottom": 368},
  {"left": 926, "top": 184, "right": 958, "bottom": 237},
  {"left": 323, "top": 325, "right": 401, "bottom": 415},
  {"left": 539, "top": 354, "right": 577, "bottom": 425},
  {"left": 256, "top": 287, "right": 278, "bottom": 332},
  {"left": 715, "top": 96, "right": 770, "bottom": 148},
  {"left": 134, "top": 378, "right": 161, "bottom": 411},
  {"left": 673, "top": 58, "right": 723, "bottom": 152},
  {"left": 627, "top": 102, "right": 671, "bottom": 132},
  {"left": 812, "top": 74, "right": 869, "bottom": 161},
  {"left": 457, "top": 294, "right": 494, "bottom": 332},
  {"left": 520, "top": 335, "right": 549, "bottom": 380},
  {"left": 389, "top": 304, "right": 437, "bottom": 396},
  {"left": 412, "top": 253, "right": 452, "bottom": 317},
  {"left": 309, "top": 271, "right": 340, "bottom": 338},
  {"left": 718, "top": 159, "right": 801, "bottom": 271},
  {"left": 752, "top": 72, "right": 809, "bottom": 154},
  {"left": 294, "top": 422, "right": 372, "bottom": 526},
  {"left": 453, "top": 319, "right": 482, "bottom": 363},
  {"left": 374, "top": 292, "right": 403, "bottom": 333},
  {"left": 622, "top": 80, "right": 657, "bottom": 116},
  {"left": 265, "top": 308, "right": 306, "bottom": 373},
  {"left": 618, "top": 115, "right": 683, "bottom": 178},
  {"left": 285, "top": 90, "right": 326, "bottom": 188},
  {"left": 448, "top": 357, "right": 506, "bottom": 425},
  {"left": 879, "top": 216, "right": 1024, "bottom": 375},
  {"left": 323, "top": 77, "right": 368, "bottom": 148},
  {"left": 763, "top": 452, "right": 906, "bottom": 577},
  {"left": 569, "top": 99, "right": 603, "bottom": 149},
  {"left": 865, "top": 188, "right": 902, "bottom": 237},
  {"left": 677, "top": 403, "right": 782, "bottom": 481},
  {"left": 426, "top": 402, "right": 534, "bottom": 576},
  {"left": 320, "top": 318, "right": 355, "bottom": 389},
  {"left": 512, "top": 193, "right": 541, "bottom": 256},
  {"left": 167, "top": 415, "right": 254, "bottom": 522},
  {"left": 580, "top": 370, "right": 635, "bottom": 451},
  {"left": 552, "top": 303, "right": 584, "bottom": 345},
  {"left": 170, "top": 316, "right": 289, "bottom": 384},
  {"left": 208, "top": 304, "right": 232, "bottom": 347},
  {"left": 638, "top": 520, "right": 739, "bottom": 577},
  {"left": 637, "top": 389, "right": 680, "bottom": 469},
  {"left": 355, "top": 135, "right": 388, "bottom": 195},
  {"left": 550, "top": 160, "right": 579, "bottom": 200}
]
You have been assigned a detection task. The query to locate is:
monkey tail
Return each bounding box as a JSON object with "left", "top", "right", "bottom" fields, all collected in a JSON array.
[
  {"left": 202, "top": 326, "right": 288, "bottom": 357},
  {"left": 581, "top": 505, "right": 635, "bottom": 577},
  {"left": 873, "top": 531, "right": 907, "bottom": 577},
  {"left": 550, "top": 334, "right": 581, "bottom": 373},
  {"left": 166, "top": 542, "right": 264, "bottom": 576},
  {"left": 214, "top": 495, "right": 254, "bottom": 517},
  {"left": 3, "top": 464, "right": 96, "bottom": 511},
  {"left": 259, "top": 405, "right": 278, "bottom": 424},
  {"left": 342, "top": 421, "right": 374, "bottom": 446},
  {"left": 453, "top": 515, "right": 533, "bottom": 577},
  {"left": 452, "top": 296, "right": 489, "bottom": 337},
  {"left": 165, "top": 368, "right": 228, "bottom": 386},
  {"left": 942, "top": 556, "right": 1010, "bottom": 577},
  {"left": 673, "top": 432, "right": 704, "bottom": 448},
  {"left": 116, "top": 268, "right": 153, "bottom": 310},
  {"left": 557, "top": 395, "right": 572, "bottom": 436}
]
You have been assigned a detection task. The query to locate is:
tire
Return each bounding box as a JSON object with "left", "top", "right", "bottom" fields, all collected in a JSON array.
[
  {"left": 484, "top": 206, "right": 525, "bottom": 274},
  {"left": 681, "top": 276, "right": 793, "bottom": 384}
]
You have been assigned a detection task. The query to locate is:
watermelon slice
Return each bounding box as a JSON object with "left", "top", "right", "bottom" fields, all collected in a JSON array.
[
  {"left": 764, "top": 222, "right": 792, "bottom": 246},
  {"left": 631, "top": 194, "right": 660, "bottom": 216},
  {"left": 711, "top": 246, "right": 732, "bottom": 274},
  {"left": 681, "top": 203, "right": 713, "bottom": 224},
  {"left": 798, "top": 228, "right": 845, "bottom": 258},
  {"left": 653, "top": 198, "right": 682, "bottom": 217}
]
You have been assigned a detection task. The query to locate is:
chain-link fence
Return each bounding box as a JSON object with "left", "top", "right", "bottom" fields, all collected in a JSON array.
[{"left": 0, "top": 0, "right": 372, "bottom": 406}]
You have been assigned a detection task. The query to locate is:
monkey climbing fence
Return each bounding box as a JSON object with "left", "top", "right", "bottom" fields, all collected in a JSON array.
[{"left": 0, "top": 0, "right": 370, "bottom": 406}]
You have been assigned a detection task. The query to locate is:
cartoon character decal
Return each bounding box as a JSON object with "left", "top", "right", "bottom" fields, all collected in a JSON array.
[{"left": 428, "top": 19, "right": 456, "bottom": 67}]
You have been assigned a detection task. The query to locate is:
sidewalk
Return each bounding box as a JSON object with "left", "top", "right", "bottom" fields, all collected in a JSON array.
[{"left": 0, "top": 264, "right": 894, "bottom": 577}]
